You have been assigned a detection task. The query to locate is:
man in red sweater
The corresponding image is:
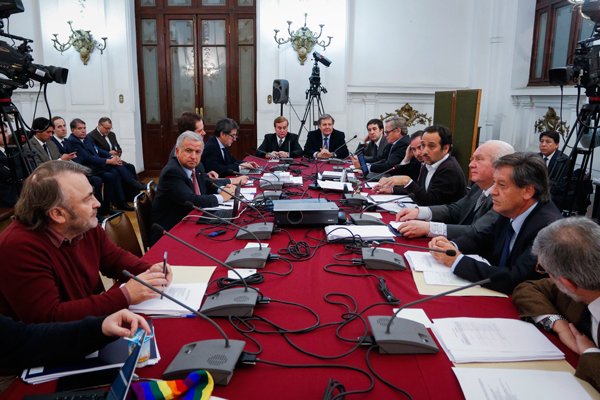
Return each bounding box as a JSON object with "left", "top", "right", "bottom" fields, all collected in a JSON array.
[{"left": 0, "top": 161, "right": 172, "bottom": 323}]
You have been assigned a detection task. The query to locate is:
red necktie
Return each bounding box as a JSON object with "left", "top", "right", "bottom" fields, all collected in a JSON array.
[{"left": 191, "top": 171, "right": 200, "bottom": 195}]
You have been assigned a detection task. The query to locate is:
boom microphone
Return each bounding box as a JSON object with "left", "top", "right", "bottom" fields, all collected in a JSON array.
[
  {"left": 122, "top": 271, "right": 246, "bottom": 385},
  {"left": 368, "top": 272, "right": 510, "bottom": 354}
]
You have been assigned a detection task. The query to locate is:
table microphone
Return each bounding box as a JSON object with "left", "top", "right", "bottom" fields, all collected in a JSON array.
[
  {"left": 122, "top": 271, "right": 246, "bottom": 385},
  {"left": 344, "top": 165, "right": 399, "bottom": 208},
  {"left": 360, "top": 240, "right": 455, "bottom": 270},
  {"left": 183, "top": 202, "right": 270, "bottom": 269},
  {"left": 233, "top": 171, "right": 284, "bottom": 191},
  {"left": 152, "top": 223, "right": 260, "bottom": 317},
  {"left": 208, "top": 183, "right": 275, "bottom": 240},
  {"left": 328, "top": 134, "right": 357, "bottom": 164},
  {"left": 348, "top": 191, "right": 408, "bottom": 226},
  {"left": 368, "top": 272, "right": 510, "bottom": 355}
]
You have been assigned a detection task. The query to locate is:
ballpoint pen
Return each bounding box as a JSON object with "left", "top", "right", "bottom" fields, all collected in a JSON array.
[{"left": 161, "top": 251, "right": 167, "bottom": 299}]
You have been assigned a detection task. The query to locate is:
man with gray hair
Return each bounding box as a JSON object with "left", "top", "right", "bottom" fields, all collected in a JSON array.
[
  {"left": 513, "top": 217, "right": 600, "bottom": 391},
  {"left": 395, "top": 140, "right": 514, "bottom": 239},
  {"left": 428, "top": 152, "right": 562, "bottom": 294},
  {"left": 152, "top": 131, "right": 248, "bottom": 244}
]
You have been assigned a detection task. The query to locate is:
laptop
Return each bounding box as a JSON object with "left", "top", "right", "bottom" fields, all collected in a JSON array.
[
  {"left": 357, "top": 152, "right": 390, "bottom": 181},
  {"left": 25, "top": 331, "right": 146, "bottom": 400},
  {"left": 196, "top": 184, "right": 241, "bottom": 224}
]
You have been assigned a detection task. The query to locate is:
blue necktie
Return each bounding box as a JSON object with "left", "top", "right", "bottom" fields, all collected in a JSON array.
[
  {"left": 498, "top": 223, "right": 515, "bottom": 267},
  {"left": 323, "top": 136, "right": 329, "bottom": 150}
]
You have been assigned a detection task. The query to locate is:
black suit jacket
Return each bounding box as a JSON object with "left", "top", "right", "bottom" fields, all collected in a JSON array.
[
  {"left": 50, "top": 136, "right": 70, "bottom": 154},
  {"left": 430, "top": 184, "right": 498, "bottom": 239},
  {"left": 153, "top": 156, "right": 227, "bottom": 238},
  {"left": 303, "top": 129, "right": 349, "bottom": 159},
  {"left": 66, "top": 135, "right": 113, "bottom": 174},
  {"left": 202, "top": 136, "right": 242, "bottom": 177},
  {"left": 393, "top": 155, "right": 466, "bottom": 206},
  {"left": 369, "top": 135, "right": 410, "bottom": 173},
  {"left": 88, "top": 129, "right": 122, "bottom": 153},
  {"left": 257, "top": 133, "right": 303, "bottom": 158},
  {"left": 392, "top": 158, "right": 422, "bottom": 181},
  {"left": 453, "top": 201, "right": 562, "bottom": 294},
  {"left": 355, "top": 136, "right": 388, "bottom": 163}
]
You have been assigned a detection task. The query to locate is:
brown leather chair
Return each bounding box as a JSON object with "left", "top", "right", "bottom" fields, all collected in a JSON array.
[
  {"left": 101, "top": 211, "right": 143, "bottom": 257},
  {"left": 134, "top": 191, "right": 153, "bottom": 252}
]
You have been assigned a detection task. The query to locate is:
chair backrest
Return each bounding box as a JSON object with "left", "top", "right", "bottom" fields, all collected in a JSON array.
[
  {"left": 146, "top": 179, "right": 157, "bottom": 202},
  {"left": 134, "top": 191, "right": 153, "bottom": 251},
  {"left": 101, "top": 211, "right": 143, "bottom": 257}
]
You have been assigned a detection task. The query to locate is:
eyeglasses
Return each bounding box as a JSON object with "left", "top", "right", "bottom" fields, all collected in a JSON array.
[
  {"left": 384, "top": 128, "right": 398, "bottom": 135},
  {"left": 535, "top": 262, "right": 548, "bottom": 275},
  {"left": 226, "top": 133, "right": 238, "bottom": 140}
]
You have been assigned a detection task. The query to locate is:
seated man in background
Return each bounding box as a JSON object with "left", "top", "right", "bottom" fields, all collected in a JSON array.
[
  {"left": 0, "top": 309, "right": 150, "bottom": 391},
  {"left": 28, "top": 117, "right": 76, "bottom": 164},
  {"left": 202, "top": 118, "right": 259, "bottom": 177},
  {"left": 428, "top": 152, "right": 562, "bottom": 294},
  {"left": 153, "top": 131, "right": 247, "bottom": 244},
  {"left": 352, "top": 116, "right": 409, "bottom": 175},
  {"left": 513, "top": 217, "right": 600, "bottom": 392},
  {"left": 177, "top": 111, "right": 206, "bottom": 138},
  {"left": 303, "top": 114, "right": 349, "bottom": 159},
  {"left": 49, "top": 116, "right": 76, "bottom": 157},
  {"left": 0, "top": 161, "right": 171, "bottom": 323},
  {"left": 538, "top": 130, "right": 570, "bottom": 209},
  {"left": 256, "top": 116, "right": 303, "bottom": 158},
  {"left": 392, "top": 130, "right": 424, "bottom": 181},
  {"left": 396, "top": 140, "right": 514, "bottom": 239},
  {"left": 354, "top": 118, "right": 387, "bottom": 163},
  {"left": 374, "top": 125, "right": 466, "bottom": 206}
]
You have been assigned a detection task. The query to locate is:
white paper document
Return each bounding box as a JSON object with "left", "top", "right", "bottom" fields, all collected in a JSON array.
[
  {"left": 324, "top": 225, "right": 396, "bottom": 241},
  {"left": 404, "top": 251, "right": 490, "bottom": 286},
  {"left": 129, "top": 283, "right": 207, "bottom": 315},
  {"left": 317, "top": 180, "right": 353, "bottom": 191},
  {"left": 452, "top": 367, "right": 593, "bottom": 400},
  {"left": 432, "top": 317, "right": 564, "bottom": 363}
]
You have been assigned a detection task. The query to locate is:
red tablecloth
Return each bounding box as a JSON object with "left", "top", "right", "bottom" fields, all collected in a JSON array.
[{"left": 3, "top": 158, "right": 580, "bottom": 400}]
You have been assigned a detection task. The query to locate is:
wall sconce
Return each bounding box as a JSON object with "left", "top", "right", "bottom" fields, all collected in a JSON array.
[
  {"left": 273, "top": 13, "right": 332, "bottom": 65},
  {"left": 52, "top": 21, "right": 107, "bottom": 65}
]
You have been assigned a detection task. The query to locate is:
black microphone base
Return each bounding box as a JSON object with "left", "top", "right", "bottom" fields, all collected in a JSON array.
[
  {"left": 279, "top": 157, "right": 293, "bottom": 163},
  {"left": 362, "top": 248, "right": 406, "bottom": 270},
  {"left": 328, "top": 158, "right": 345, "bottom": 165},
  {"left": 349, "top": 213, "right": 386, "bottom": 225},
  {"left": 225, "top": 247, "right": 270, "bottom": 269},
  {"left": 343, "top": 194, "right": 368, "bottom": 206},
  {"left": 270, "top": 164, "right": 289, "bottom": 172},
  {"left": 162, "top": 339, "right": 245, "bottom": 385},
  {"left": 236, "top": 222, "right": 274, "bottom": 240},
  {"left": 200, "top": 287, "right": 258, "bottom": 317},
  {"left": 368, "top": 316, "right": 439, "bottom": 354}
]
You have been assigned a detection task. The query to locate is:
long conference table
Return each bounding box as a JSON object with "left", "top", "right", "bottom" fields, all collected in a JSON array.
[{"left": 5, "top": 156, "right": 582, "bottom": 399}]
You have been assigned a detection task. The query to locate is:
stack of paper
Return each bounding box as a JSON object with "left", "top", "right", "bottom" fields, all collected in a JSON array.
[
  {"left": 317, "top": 180, "right": 353, "bottom": 191},
  {"left": 432, "top": 317, "right": 564, "bottom": 363},
  {"left": 404, "top": 251, "right": 472, "bottom": 286},
  {"left": 452, "top": 368, "right": 593, "bottom": 400},
  {"left": 324, "top": 225, "right": 396, "bottom": 241}
]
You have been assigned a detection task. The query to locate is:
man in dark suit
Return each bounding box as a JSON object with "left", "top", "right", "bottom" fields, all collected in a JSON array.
[
  {"left": 354, "top": 119, "right": 387, "bottom": 163},
  {"left": 396, "top": 140, "right": 514, "bottom": 240},
  {"left": 391, "top": 130, "right": 424, "bottom": 181},
  {"left": 302, "top": 114, "right": 349, "bottom": 159},
  {"left": 429, "top": 152, "right": 562, "bottom": 294},
  {"left": 256, "top": 116, "right": 303, "bottom": 158},
  {"left": 202, "top": 118, "right": 259, "bottom": 177},
  {"left": 50, "top": 116, "right": 74, "bottom": 155},
  {"left": 28, "top": 118, "right": 76, "bottom": 165},
  {"left": 513, "top": 217, "right": 600, "bottom": 392},
  {"left": 374, "top": 125, "right": 467, "bottom": 206},
  {"left": 351, "top": 116, "right": 409, "bottom": 174},
  {"left": 538, "top": 130, "right": 570, "bottom": 209},
  {"left": 153, "top": 131, "right": 247, "bottom": 244}
]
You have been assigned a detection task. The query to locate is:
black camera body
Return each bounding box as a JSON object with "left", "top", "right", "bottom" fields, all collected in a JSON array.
[{"left": 550, "top": 38, "right": 600, "bottom": 97}]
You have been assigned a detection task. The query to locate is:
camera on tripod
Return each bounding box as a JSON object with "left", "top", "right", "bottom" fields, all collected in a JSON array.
[
  {"left": 549, "top": 1, "right": 600, "bottom": 97},
  {"left": 307, "top": 51, "right": 331, "bottom": 98}
]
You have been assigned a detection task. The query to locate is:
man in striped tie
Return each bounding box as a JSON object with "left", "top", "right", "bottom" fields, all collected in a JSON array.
[{"left": 513, "top": 217, "right": 600, "bottom": 392}]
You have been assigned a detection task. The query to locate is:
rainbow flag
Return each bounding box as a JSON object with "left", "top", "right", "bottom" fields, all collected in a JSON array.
[{"left": 131, "top": 370, "right": 214, "bottom": 400}]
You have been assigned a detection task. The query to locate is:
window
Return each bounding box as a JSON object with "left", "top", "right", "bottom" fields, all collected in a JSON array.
[{"left": 529, "top": 0, "right": 595, "bottom": 85}]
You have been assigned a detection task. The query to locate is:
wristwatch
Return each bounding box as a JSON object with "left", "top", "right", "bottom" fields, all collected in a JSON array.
[{"left": 540, "top": 315, "right": 566, "bottom": 332}]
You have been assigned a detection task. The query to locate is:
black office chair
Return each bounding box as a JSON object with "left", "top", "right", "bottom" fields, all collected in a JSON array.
[
  {"left": 134, "top": 191, "right": 153, "bottom": 252},
  {"left": 101, "top": 211, "right": 143, "bottom": 257},
  {"left": 146, "top": 179, "right": 157, "bottom": 202}
]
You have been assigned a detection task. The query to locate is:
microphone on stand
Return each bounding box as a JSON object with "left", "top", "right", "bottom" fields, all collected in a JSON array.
[
  {"left": 360, "top": 240, "right": 456, "bottom": 271},
  {"left": 368, "top": 272, "right": 510, "bottom": 354},
  {"left": 348, "top": 190, "right": 407, "bottom": 226},
  {"left": 207, "top": 182, "right": 275, "bottom": 240},
  {"left": 151, "top": 224, "right": 261, "bottom": 317},
  {"left": 344, "top": 165, "right": 399, "bottom": 208},
  {"left": 328, "top": 134, "right": 357, "bottom": 164},
  {"left": 233, "top": 171, "right": 283, "bottom": 191},
  {"left": 122, "top": 271, "right": 247, "bottom": 385},
  {"left": 183, "top": 203, "right": 270, "bottom": 269}
]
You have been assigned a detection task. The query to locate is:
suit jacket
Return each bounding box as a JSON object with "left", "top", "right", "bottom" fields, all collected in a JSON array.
[
  {"left": 257, "top": 133, "right": 303, "bottom": 158},
  {"left": 513, "top": 279, "right": 600, "bottom": 392},
  {"left": 28, "top": 138, "right": 61, "bottom": 164},
  {"left": 202, "top": 136, "right": 242, "bottom": 177},
  {"left": 0, "top": 149, "right": 18, "bottom": 208},
  {"left": 392, "top": 158, "right": 422, "bottom": 181},
  {"left": 303, "top": 129, "right": 349, "bottom": 159},
  {"left": 452, "top": 201, "right": 562, "bottom": 294},
  {"left": 66, "top": 134, "right": 113, "bottom": 174},
  {"left": 369, "top": 135, "right": 410, "bottom": 173},
  {"left": 393, "top": 155, "right": 467, "bottom": 206},
  {"left": 153, "top": 156, "right": 227, "bottom": 237},
  {"left": 356, "top": 136, "right": 388, "bottom": 163},
  {"left": 88, "top": 128, "right": 122, "bottom": 153},
  {"left": 50, "top": 136, "right": 71, "bottom": 154},
  {"left": 430, "top": 184, "right": 498, "bottom": 239}
]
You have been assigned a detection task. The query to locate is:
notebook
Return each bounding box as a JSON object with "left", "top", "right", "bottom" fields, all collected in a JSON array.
[{"left": 25, "top": 331, "right": 146, "bottom": 400}]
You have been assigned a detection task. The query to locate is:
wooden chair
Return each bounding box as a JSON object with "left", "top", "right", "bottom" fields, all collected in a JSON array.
[
  {"left": 134, "top": 191, "right": 153, "bottom": 251},
  {"left": 101, "top": 211, "right": 143, "bottom": 257}
]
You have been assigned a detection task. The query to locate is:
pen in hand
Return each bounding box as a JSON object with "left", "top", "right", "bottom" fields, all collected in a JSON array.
[{"left": 161, "top": 251, "right": 167, "bottom": 299}]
